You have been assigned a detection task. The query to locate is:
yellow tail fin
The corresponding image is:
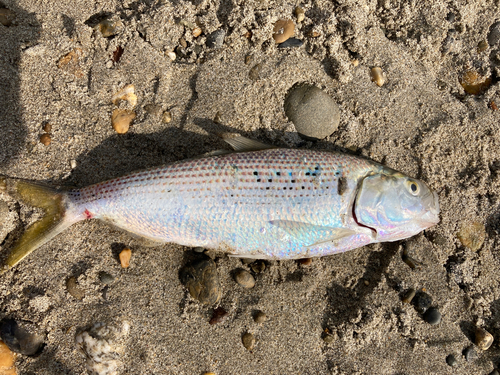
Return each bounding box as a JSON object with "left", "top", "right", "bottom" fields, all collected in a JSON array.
[{"left": 0, "top": 176, "right": 76, "bottom": 271}]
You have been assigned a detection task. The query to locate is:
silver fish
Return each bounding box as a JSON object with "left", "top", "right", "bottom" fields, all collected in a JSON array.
[{"left": 0, "top": 136, "right": 439, "bottom": 269}]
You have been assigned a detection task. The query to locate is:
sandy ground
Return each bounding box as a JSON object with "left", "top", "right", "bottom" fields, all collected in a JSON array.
[{"left": 1, "top": 0, "right": 500, "bottom": 374}]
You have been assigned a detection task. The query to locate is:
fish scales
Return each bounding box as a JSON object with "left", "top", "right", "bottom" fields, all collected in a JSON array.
[{"left": 69, "top": 149, "right": 378, "bottom": 259}]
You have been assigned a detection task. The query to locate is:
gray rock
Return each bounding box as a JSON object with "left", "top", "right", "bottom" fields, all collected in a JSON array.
[
  {"left": 242, "top": 332, "right": 256, "bottom": 350},
  {"left": 488, "top": 22, "right": 500, "bottom": 47},
  {"left": 278, "top": 38, "right": 303, "bottom": 49},
  {"left": 446, "top": 354, "right": 457, "bottom": 367},
  {"left": 99, "top": 272, "right": 115, "bottom": 285},
  {"left": 0, "top": 318, "right": 45, "bottom": 356},
  {"left": 284, "top": 83, "right": 340, "bottom": 140},
  {"left": 234, "top": 269, "right": 255, "bottom": 288},
  {"left": 180, "top": 258, "right": 222, "bottom": 305},
  {"left": 423, "top": 307, "right": 441, "bottom": 325},
  {"left": 206, "top": 29, "right": 226, "bottom": 49}
]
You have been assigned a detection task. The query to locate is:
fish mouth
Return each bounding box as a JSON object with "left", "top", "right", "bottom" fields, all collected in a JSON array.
[{"left": 352, "top": 197, "right": 377, "bottom": 235}]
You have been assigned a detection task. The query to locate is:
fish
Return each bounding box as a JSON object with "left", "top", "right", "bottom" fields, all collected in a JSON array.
[{"left": 0, "top": 135, "right": 439, "bottom": 270}]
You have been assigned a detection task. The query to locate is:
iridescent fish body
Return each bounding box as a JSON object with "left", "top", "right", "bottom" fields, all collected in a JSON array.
[{"left": 0, "top": 137, "right": 440, "bottom": 269}]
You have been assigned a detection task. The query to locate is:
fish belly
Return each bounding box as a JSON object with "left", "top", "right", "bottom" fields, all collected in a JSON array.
[{"left": 70, "top": 149, "right": 376, "bottom": 259}]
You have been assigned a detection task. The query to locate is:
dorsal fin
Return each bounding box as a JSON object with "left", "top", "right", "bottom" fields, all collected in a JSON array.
[{"left": 221, "top": 134, "right": 276, "bottom": 152}]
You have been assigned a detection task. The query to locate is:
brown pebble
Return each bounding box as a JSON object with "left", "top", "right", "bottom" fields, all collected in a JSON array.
[
  {"left": 179, "top": 38, "right": 188, "bottom": 49},
  {"left": 57, "top": 48, "right": 84, "bottom": 78},
  {"left": 457, "top": 221, "right": 486, "bottom": 251},
  {"left": 192, "top": 27, "right": 202, "bottom": 37},
  {"left": 478, "top": 40, "right": 488, "bottom": 52},
  {"left": 209, "top": 307, "right": 228, "bottom": 325},
  {"left": 273, "top": 19, "right": 294, "bottom": 44},
  {"left": 491, "top": 101, "right": 498, "bottom": 111},
  {"left": 402, "top": 288, "right": 416, "bottom": 304},
  {"left": 308, "top": 30, "right": 321, "bottom": 38},
  {"left": 244, "top": 54, "right": 254, "bottom": 65},
  {"left": 234, "top": 269, "right": 255, "bottom": 288},
  {"left": 39, "top": 134, "right": 51, "bottom": 146},
  {"left": 119, "top": 248, "right": 132, "bottom": 268},
  {"left": 112, "top": 109, "right": 136, "bottom": 134},
  {"left": 42, "top": 122, "right": 52, "bottom": 132},
  {"left": 254, "top": 311, "right": 267, "bottom": 323},
  {"left": 459, "top": 70, "right": 491, "bottom": 95},
  {"left": 213, "top": 111, "right": 222, "bottom": 124},
  {"left": 0, "top": 341, "right": 16, "bottom": 375},
  {"left": 112, "top": 84, "right": 137, "bottom": 107},
  {"left": 298, "top": 258, "right": 312, "bottom": 266},
  {"left": 0, "top": 8, "right": 16, "bottom": 27},
  {"left": 162, "top": 111, "right": 172, "bottom": 123},
  {"left": 475, "top": 327, "right": 494, "bottom": 350},
  {"left": 249, "top": 63, "right": 262, "bottom": 81},
  {"left": 66, "top": 277, "right": 85, "bottom": 300},
  {"left": 295, "top": 7, "right": 305, "bottom": 23},
  {"left": 371, "top": 67, "right": 385, "bottom": 87},
  {"left": 244, "top": 30, "right": 252, "bottom": 39},
  {"left": 242, "top": 332, "right": 256, "bottom": 350}
]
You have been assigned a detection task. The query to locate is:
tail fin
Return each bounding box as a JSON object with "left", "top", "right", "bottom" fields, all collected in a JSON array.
[{"left": 0, "top": 176, "right": 77, "bottom": 271}]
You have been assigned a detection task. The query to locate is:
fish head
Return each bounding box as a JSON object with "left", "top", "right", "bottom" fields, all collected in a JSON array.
[{"left": 354, "top": 172, "right": 439, "bottom": 242}]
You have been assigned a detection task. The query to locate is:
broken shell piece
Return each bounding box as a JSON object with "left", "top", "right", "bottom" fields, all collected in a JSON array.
[
  {"left": 112, "top": 84, "right": 137, "bottom": 107},
  {"left": 459, "top": 70, "right": 491, "bottom": 95},
  {"left": 371, "top": 67, "right": 385, "bottom": 87},
  {"left": 112, "top": 109, "right": 136, "bottom": 134}
]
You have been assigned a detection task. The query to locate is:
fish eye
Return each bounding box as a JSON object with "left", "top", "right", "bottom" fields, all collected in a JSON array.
[{"left": 407, "top": 180, "right": 420, "bottom": 195}]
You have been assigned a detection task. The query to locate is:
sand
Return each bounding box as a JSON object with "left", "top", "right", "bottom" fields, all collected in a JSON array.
[{"left": 1, "top": 0, "right": 500, "bottom": 373}]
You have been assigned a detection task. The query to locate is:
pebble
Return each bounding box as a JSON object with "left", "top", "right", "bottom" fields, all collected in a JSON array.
[
  {"left": 242, "top": 332, "right": 256, "bottom": 350},
  {"left": 284, "top": 83, "right": 340, "bottom": 140},
  {"left": 457, "top": 221, "right": 486, "bottom": 251},
  {"left": 57, "top": 48, "right": 84, "bottom": 78},
  {"left": 99, "top": 272, "right": 115, "bottom": 285},
  {"left": 446, "top": 354, "right": 457, "bottom": 367},
  {"left": 254, "top": 311, "right": 267, "bottom": 323},
  {"left": 0, "top": 318, "right": 45, "bottom": 356},
  {"left": 322, "top": 333, "right": 335, "bottom": 343},
  {"left": 402, "top": 288, "right": 416, "bottom": 304},
  {"left": 412, "top": 291, "right": 432, "bottom": 314},
  {"left": 370, "top": 67, "right": 385, "bottom": 87},
  {"left": 0, "top": 8, "right": 16, "bottom": 27},
  {"left": 39, "top": 134, "right": 51, "bottom": 146},
  {"left": 277, "top": 38, "right": 303, "bottom": 49},
  {"left": 143, "top": 104, "right": 162, "bottom": 117},
  {"left": 244, "top": 54, "right": 254, "bottom": 65},
  {"left": 119, "top": 248, "right": 132, "bottom": 268},
  {"left": 179, "top": 38, "right": 188, "bottom": 49},
  {"left": 0, "top": 341, "right": 16, "bottom": 375},
  {"left": 163, "top": 111, "right": 172, "bottom": 123},
  {"left": 213, "top": 111, "right": 223, "bottom": 124},
  {"left": 423, "top": 307, "right": 441, "bottom": 325},
  {"left": 209, "top": 307, "right": 228, "bottom": 325},
  {"left": 250, "top": 260, "right": 266, "bottom": 274},
  {"left": 206, "top": 29, "right": 225, "bottom": 49},
  {"left": 234, "top": 269, "right": 255, "bottom": 288},
  {"left": 459, "top": 70, "right": 491, "bottom": 95},
  {"left": 112, "top": 84, "right": 137, "bottom": 108},
  {"left": 70, "top": 159, "right": 77, "bottom": 169},
  {"left": 298, "top": 258, "right": 312, "bottom": 266},
  {"left": 463, "top": 346, "right": 476, "bottom": 362},
  {"left": 112, "top": 109, "right": 136, "bottom": 134},
  {"left": 42, "top": 122, "right": 52, "bottom": 132},
  {"left": 273, "top": 19, "right": 294, "bottom": 43},
  {"left": 180, "top": 258, "right": 221, "bottom": 305},
  {"left": 99, "top": 18, "right": 122, "bottom": 38},
  {"left": 192, "top": 27, "right": 202, "bottom": 37},
  {"left": 488, "top": 22, "right": 500, "bottom": 47},
  {"left": 167, "top": 51, "right": 176, "bottom": 61},
  {"left": 248, "top": 63, "right": 262, "bottom": 81},
  {"left": 295, "top": 7, "right": 305, "bottom": 23},
  {"left": 478, "top": 40, "right": 488, "bottom": 52},
  {"left": 66, "top": 276, "right": 85, "bottom": 300},
  {"left": 475, "top": 327, "right": 494, "bottom": 350}
]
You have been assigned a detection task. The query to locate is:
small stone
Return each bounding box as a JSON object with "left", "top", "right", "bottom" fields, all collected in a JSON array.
[
  {"left": 488, "top": 22, "right": 500, "bottom": 47},
  {"left": 250, "top": 260, "right": 265, "bottom": 273},
  {"left": 491, "top": 101, "right": 498, "bottom": 111},
  {"left": 352, "top": 59, "right": 359, "bottom": 67},
  {"left": 463, "top": 346, "right": 476, "bottom": 362},
  {"left": 478, "top": 40, "right": 488, "bottom": 52},
  {"left": 70, "top": 159, "right": 77, "bottom": 169},
  {"left": 475, "top": 327, "right": 494, "bottom": 350},
  {"left": 242, "top": 332, "right": 256, "bottom": 351},
  {"left": 112, "top": 46, "right": 124, "bottom": 64},
  {"left": 273, "top": 19, "right": 294, "bottom": 44},
  {"left": 459, "top": 71, "right": 491, "bottom": 95},
  {"left": 446, "top": 12, "right": 455, "bottom": 22},
  {"left": 143, "top": 104, "right": 162, "bottom": 117},
  {"left": 298, "top": 258, "right": 312, "bottom": 266},
  {"left": 209, "top": 307, "right": 228, "bottom": 325},
  {"left": 162, "top": 111, "right": 172, "bottom": 123},
  {"left": 0, "top": 318, "right": 45, "bottom": 356},
  {"left": 99, "top": 272, "right": 114, "bottom": 285},
  {"left": 412, "top": 291, "right": 432, "bottom": 314},
  {"left": 295, "top": 7, "right": 305, "bottom": 23},
  {"left": 192, "top": 27, "right": 202, "bottom": 37},
  {"left": 0, "top": 341, "right": 16, "bottom": 374},
  {"left": 99, "top": 18, "right": 122, "bottom": 38},
  {"left": 284, "top": 83, "right": 340, "bottom": 140},
  {"left": 234, "top": 269, "right": 255, "bottom": 288},
  {"left": 244, "top": 30, "right": 252, "bottom": 39},
  {"left": 180, "top": 258, "right": 221, "bottom": 305},
  {"left": 66, "top": 276, "right": 85, "bottom": 300},
  {"left": 39, "top": 134, "right": 51, "bottom": 146},
  {"left": 244, "top": 54, "right": 254, "bottom": 65},
  {"left": 423, "top": 307, "right": 441, "bottom": 325},
  {"left": 0, "top": 8, "right": 16, "bottom": 26},
  {"left": 57, "top": 48, "right": 84, "bottom": 78},
  {"left": 119, "top": 248, "right": 132, "bottom": 268},
  {"left": 179, "top": 38, "right": 188, "bottom": 49},
  {"left": 248, "top": 63, "right": 262, "bottom": 81},
  {"left": 167, "top": 51, "right": 176, "bottom": 61},
  {"left": 402, "top": 288, "right": 416, "bottom": 304},
  {"left": 112, "top": 84, "right": 137, "bottom": 107},
  {"left": 206, "top": 29, "right": 226, "bottom": 49},
  {"left": 213, "top": 111, "right": 223, "bottom": 124},
  {"left": 254, "top": 311, "right": 267, "bottom": 324},
  {"left": 277, "top": 38, "right": 303, "bottom": 48},
  {"left": 112, "top": 109, "right": 136, "bottom": 134},
  {"left": 308, "top": 30, "right": 321, "bottom": 38},
  {"left": 457, "top": 221, "right": 486, "bottom": 251},
  {"left": 42, "top": 122, "right": 52, "bottom": 132},
  {"left": 363, "top": 280, "right": 370, "bottom": 286},
  {"left": 193, "top": 247, "right": 205, "bottom": 253},
  {"left": 446, "top": 354, "right": 457, "bottom": 367},
  {"left": 371, "top": 67, "right": 385, "bottom": 87},
  {"left": 322, "top": 333, "right": 335, "bottom": 343}
]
